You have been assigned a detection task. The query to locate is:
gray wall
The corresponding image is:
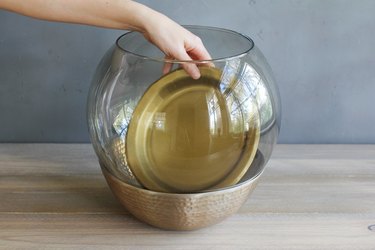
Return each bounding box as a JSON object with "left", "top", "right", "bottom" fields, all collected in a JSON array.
[{"left": 1, "top": 0, "right": 374, "bottom": 143}]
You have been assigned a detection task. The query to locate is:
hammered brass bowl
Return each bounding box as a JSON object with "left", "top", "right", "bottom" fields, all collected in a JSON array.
[{"left": 101, "top": 164, "right": 260, "bottom": 230}]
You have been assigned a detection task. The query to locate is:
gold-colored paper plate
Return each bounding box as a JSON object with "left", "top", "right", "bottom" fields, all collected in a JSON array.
[{"left": 126, "top": 67, "right": 260, "bottom": 193}]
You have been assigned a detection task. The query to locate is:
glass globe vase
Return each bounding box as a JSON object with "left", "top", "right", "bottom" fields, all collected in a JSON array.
[{"left": 87, "top": 26, "right": 281, "bottom": 230}]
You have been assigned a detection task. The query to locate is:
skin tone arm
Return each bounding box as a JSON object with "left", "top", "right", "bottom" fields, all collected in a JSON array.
[{"left": 0, "top": 0, "right": 211, "bottom": 79}]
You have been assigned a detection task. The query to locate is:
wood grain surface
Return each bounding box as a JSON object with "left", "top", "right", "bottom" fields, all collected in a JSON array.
[{"left": 0, "top": 144, "right": 374, "bottom": 249}]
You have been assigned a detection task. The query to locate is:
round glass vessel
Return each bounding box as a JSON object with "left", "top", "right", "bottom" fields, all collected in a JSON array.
[{"left": 88, "top": 26, "right": 281, "bottom": 195}]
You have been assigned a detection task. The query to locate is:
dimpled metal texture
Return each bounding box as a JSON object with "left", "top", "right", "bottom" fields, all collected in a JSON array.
[{"left": 102, "top": 167, "right": 259, "bottom": 230}]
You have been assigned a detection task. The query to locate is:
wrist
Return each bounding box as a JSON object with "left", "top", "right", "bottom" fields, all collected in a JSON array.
[{"left": 125, "top": 1, "right": 157, "bottom": 33}]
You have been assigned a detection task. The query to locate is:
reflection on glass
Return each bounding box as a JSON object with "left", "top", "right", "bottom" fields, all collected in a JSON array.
[{"left": 87, "top": 26, "right": 281, "bottom": 193}]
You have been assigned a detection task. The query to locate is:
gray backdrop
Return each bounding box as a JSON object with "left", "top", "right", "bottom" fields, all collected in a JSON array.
[{"left": 1, "top": 0, "right": 374, "bottom": 143}]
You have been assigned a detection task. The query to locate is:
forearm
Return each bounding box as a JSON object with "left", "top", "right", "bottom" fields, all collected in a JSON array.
[
  {"left": 0, "top": 0, "right": 210, "bottom": 78},
  {"left": 0, "top": 0, "right": 157, "bottom": 32}
]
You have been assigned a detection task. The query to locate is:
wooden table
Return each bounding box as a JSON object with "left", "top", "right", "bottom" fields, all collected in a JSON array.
[{"left": 0, "top": 144, "right": 374, "bottom": 249}]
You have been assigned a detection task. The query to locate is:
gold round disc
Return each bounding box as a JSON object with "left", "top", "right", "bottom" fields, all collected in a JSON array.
[{"left": 126, "top": 67, "right": 260, "bottom": 193}]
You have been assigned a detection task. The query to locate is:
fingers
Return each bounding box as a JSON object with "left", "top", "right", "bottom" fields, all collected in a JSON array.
[
  {"left": 162, "top": 55, "right": 173, "bottom": 75},
  {"left": 162, "top": 62, "right": 173, "bottom": 75},
  {"left": 186, "top": 36, "right": 215, "bottom": 68},
  {"left": 187, "top": 37, "right": 211, "bottom": 60},
  {"left": 163, "top": 49, "right": 200, "bottom": 79},
  {"left": 182, "top": 61, "right": 201, "bottom": 80},
  {"left": 188, "top": 48, "right": 215, "bottom": 68},
  {"left": 162, "top": 35, "right": 213, "bottom": 79}
]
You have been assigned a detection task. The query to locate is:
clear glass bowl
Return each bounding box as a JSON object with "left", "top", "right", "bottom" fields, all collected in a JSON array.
[{"left": 87, "top": 26, "right": 281, "bottom": 194}]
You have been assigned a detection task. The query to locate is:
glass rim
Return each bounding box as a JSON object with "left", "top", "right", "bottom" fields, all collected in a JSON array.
[{"left": 115, "top": 25, "right": 255, "bottom": 63}]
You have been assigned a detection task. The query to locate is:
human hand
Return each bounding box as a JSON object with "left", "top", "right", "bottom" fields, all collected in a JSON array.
[
  {"left": 141, "top": 11, "right": 212, "bottom": 79},
  {"left": 0, "top": 0, "right": 212, "bottom": 79}
]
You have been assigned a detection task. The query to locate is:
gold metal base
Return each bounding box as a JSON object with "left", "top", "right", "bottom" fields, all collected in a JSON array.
[{"left": 101, "top": 166, "right": 259, "bottom": 230}]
